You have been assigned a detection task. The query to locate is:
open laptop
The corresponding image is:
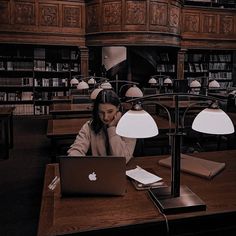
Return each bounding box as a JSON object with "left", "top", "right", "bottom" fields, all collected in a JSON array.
[{"left": 59, "top": 156, "right": 126, "bottom": 196}]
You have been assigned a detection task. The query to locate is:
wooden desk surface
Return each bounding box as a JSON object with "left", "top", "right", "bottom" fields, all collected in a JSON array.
[
  {"left": 49, "top": 103, "right": 93, "bottom": 114},
  {"left": 37, "top": 150, "right": 236, "bottom": 236},
  {"left": 46, "top": 116, "right": 174, "bottom": 138}
]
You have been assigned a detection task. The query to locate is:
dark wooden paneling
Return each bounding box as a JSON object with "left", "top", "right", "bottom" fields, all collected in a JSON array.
[
  {"left": 86, "top": 0, "right": 182, "bottom": 46},
  {"left": 0, "top": 0, "right": 85, "bottom": 46},
  {"left": 181, "top": 6, "right": 236, "bottom": 49}
]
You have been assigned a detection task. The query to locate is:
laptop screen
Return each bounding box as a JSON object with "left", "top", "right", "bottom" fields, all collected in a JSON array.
[{"left": 59, "top": 156, "right": 127, "bottom": 196}]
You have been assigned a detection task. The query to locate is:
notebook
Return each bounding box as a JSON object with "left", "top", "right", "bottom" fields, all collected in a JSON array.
[
  {"left": 59, "top": 156, "right": 126, "bottom": 196},
  {"left": 158, "top": 154, "right": 225, "bottom": 179}
]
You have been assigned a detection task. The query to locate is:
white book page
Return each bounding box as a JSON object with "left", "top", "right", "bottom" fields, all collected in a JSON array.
[{"left": 126, "top": 166, "right": 162, "bottom": 185}]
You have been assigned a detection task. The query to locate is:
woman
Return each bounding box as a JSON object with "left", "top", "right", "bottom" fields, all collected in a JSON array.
[{"left": 67, "top": 89, "right": 136, "bottom": 163}]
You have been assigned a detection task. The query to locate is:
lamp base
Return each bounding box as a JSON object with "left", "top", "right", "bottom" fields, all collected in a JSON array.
[{"left": 148, "top": 185, "right": 206, "bottom": 214}]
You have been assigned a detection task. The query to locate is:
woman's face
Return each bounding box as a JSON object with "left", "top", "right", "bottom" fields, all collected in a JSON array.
[{"left": 98, "top": 103, "right": 118, "bottom": 125}]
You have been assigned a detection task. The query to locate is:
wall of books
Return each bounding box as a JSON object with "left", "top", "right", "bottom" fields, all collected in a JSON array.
[{"left": 0, "top": 44, "right": 80, "bottom": 115}]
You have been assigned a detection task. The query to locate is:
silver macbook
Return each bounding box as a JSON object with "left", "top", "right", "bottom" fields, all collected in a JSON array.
[{"left": 59, "top": 156, "right": 126, "bottom": 196}]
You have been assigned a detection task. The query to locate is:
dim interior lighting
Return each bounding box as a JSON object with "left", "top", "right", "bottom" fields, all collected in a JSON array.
[
  {"left": 190, "top": 80, "right": 201, "bottom": 88},
  {"left": 148, "top": 77, "right": 158, "bottom": 85},
  {"left": 77, "top": 81, "right": 89, "bottom": 90},
  {"left": 163, "top": 77, "right": 172, "bottom": 85},
  {"left": 116, "top": 104, "right": 158, "bottom": 138},
  {"left": 90, "top": 87, "right": 103, "bottom": 100},
  {"left": 208, "top": 80, "right": 220, "bottom": 88},
  {"left": 101, "top": 81, "right": 112, "bottom": 89},
  {"left": 125, "top": 85, "right": 143, "bottom": 98},
  {"left": 116, "top": 93, "right": 234, "bottom": 214},
  {"left": 70, "top": 78, "right": 79, "bottom": 87},
  {"left": 192, "top": 107, "right": 234, "bottom": 135},
  {"left": 88, "top": 77, "right": 97, "bottom": 85}
]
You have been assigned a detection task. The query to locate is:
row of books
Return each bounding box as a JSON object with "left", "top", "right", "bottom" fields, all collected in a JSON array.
[
  {"left": 157, "top": 64, "right": 175, "bottom": 72},
  {"left": 0, "top": 60, "right": 79, "bottom": 72},
  {"left": 0, "top": 77, "right": 70, "bottom": 87},
  {"left": 0, "top": 92, "right": 33, "bottom": 101},
  {"left": 34, "top": 60, "right": 79, "bottom": 72},
  {"left": 0, "top": 104, "right": 34, "bottom": 115},
  {"left": 185, "top": 63, "right": 232, "bottom": 72},
  {"left": 209, "top": 72, "right": 232, "bottom": 79},
  {"left": 185, "top": 53, "right": 232, "bottom": 62},
  {"left": 34, "top": 78, "right": 69, "bottom": 87}
]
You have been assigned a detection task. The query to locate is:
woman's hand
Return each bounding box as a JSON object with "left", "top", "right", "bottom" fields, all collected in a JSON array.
[{"left": 108, "top": 111, "right": 122, "bottom": 127}]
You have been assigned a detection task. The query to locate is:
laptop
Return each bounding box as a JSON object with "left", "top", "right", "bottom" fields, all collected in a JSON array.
[{"left": 59, "top": 156, "right": 127, "bottom": 196}]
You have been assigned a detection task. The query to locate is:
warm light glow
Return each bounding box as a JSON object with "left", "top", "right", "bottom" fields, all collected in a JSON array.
[
  {"left": 116, "top": 110, "right": 158, "bottom": 138},
  {"left": 77, "top": 81, "right": 89, "bottom": 90},
  {"left": 192, "top": 108, "right": 234, "bottom": 134},
  {"left": 209, "top": 80, "right": 220, "bottom": 88},
  {"left": 101, "top": 81, "right": 112, "bottom": 89},
  {"left": 90, "top": 87, "right": 103, "bottom": 100},
  {"left": 148, "top": 78, "right": 158, "bottom": 85},
  {"left": 70, "top": 78, "right": 79, "bottom": 86},
  {"left": 164, "top": 78, "right": 172, "bottom": 84},
  {"left": 88, "top": 77, "right": 97, "bottom": 85},
  {"left": 125, "top": 85, "right": 143, "bottom": 98},
  {"left": 190, "top": 80, "right": 201, "bottom": 88}
]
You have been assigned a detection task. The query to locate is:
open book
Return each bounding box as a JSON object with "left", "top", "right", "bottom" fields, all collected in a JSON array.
[{"left": 158, "top": 154, "right": 225, "bottom": 179}]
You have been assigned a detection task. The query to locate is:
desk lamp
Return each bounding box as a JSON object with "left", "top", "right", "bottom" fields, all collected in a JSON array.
[
  {"left": 116, "top": 93, "right": 234, "bottom": 214},
  {"left": 148, "top": 77, "right": 158, "bottom": 86},
  {"left": 77, "top": 80, "right": 89, "bottom": 90},
  {"left": 87, "top": 77, "right": 97, "bottom": 86},
  {"left": 70, "top": 77, "right": 79, "bottom": 87},
  {"left": 190, "top": 80, "right": 201, "bottom": 94}
]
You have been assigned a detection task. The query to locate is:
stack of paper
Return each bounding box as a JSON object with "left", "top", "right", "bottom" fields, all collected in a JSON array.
[{"left": 126, "top": 166, "right": 162, "bottom": 185}]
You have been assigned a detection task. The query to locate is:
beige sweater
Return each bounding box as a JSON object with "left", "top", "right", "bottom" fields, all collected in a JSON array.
[{"left": 67, "top": 121, "right": 136, "bottom": 163}]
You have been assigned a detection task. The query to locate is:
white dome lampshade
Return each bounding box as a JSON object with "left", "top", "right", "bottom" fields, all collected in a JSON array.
[
  {"left": 90, "top": 87, "right": 103, "bottom": 100},
  {"left": 192, "top": 108, "right": 234, "bottom": 135},
  {"left": 163, "top": 77, "right": 172, "bottom": 85},
  {"left": 190, "top": 80, "right": 201, "bottom": 94},
  {"left": 190, "top": 80, "right": 201, "bottom": 88},
  {"left": 101, "top": 81, "right": 112, "bottom": 89},
  {"left": 77, "top": 81, "right": 89, "bottom": 90},
  {"left": 125, "top": 85, "right": 143, "bottom": 98},
  {"left": 116, "top": 109, "right": 158, "bottom": 138},
  {"left": 148, "top": 77, "right": 158, "bottom": 85},
  {"left": 88, "top": 77, "right": 97, "bottom": 85},
  {"left": 70, "top": 78, "right": 79, "bottom": 87},
  {"left": 208, "top": 80, "right": 220, "bottom": 88}
]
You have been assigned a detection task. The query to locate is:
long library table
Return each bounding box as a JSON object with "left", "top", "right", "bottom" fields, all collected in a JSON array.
[
  {"left": 37, "top": 150, "right": 236, "bottom": 236},
  {"left": 49, "top": 103, "right": 93, "bottom": 118}
]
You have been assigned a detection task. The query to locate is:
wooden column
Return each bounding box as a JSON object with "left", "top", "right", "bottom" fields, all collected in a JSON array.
[
  {"left": 80, "top": 46, "right": 89, "bottom": 77},
  {"left": 177, "top": 49, "right": 187, "bottom": 80}
]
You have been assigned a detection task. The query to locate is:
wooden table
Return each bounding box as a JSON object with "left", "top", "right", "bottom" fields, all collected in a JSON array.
[
  {"left": 51, "top": 95, "right": 72, "bottom": 104},
  {"left": 37, "top": 150, "right": 236, "bottom": 236},
  {"left": 0, "top": 107, "right": 14, "bottom": 159},
  {"left": 49, "top": 103, "right": 92, "bottom": 118}
]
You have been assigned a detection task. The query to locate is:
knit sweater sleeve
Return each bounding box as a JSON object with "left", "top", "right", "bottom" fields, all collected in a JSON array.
[
  {"left": 67, "top": 121, "right": 91, "bottom": 156},
  {"left": 107, "top": 126, "right": 136, "bottom": 163}
]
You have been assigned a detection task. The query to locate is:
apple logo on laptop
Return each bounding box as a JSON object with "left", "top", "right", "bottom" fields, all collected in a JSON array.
[{"left": 88, "top": 172, "right": 97, "bottom": 181}]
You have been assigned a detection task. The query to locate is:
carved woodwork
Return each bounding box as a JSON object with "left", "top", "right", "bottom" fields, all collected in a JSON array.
[
  {"left": 182, "top": 6, "right": 236, "bottom": 49},
  {"left": 86, "top": 0, "right": 182, "bottom": 46},
  {"left": 0, "top": 0, "right": 85, "bottom": 46}
]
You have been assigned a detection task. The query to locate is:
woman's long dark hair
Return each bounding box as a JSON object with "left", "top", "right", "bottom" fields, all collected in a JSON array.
[{"left": 91, "top": 89, "right": 121, "bottom": 134}]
